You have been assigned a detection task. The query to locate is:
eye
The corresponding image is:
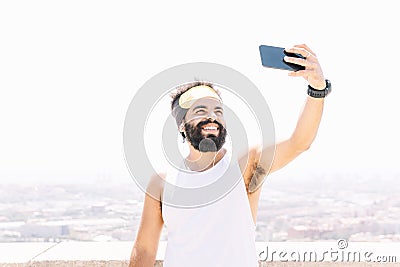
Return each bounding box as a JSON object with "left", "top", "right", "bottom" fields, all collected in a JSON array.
[
  {"left": 195, "top": 109, "right": 206, "bottom": 114},
  {"left": 215, "top": 110, "right": 223, "bottom": 115}
]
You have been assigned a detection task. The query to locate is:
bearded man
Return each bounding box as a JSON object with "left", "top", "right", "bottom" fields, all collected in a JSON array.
[{"left": 129, "top": 44, "right": 331, "bottom": 267}]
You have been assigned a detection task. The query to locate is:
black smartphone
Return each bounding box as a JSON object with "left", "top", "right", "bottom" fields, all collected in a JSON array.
[{"left": 259, "top": 45, "right": 305, "bottom": 71}]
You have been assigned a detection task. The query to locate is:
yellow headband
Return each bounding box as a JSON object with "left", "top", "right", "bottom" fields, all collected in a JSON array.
[{"left": 178, "top": 85, "right": 221, "bottom": 109}]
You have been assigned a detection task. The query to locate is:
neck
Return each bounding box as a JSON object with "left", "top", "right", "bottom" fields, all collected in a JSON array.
[{"left": 185, "top": 146, "right": 225, "bottom": 172}]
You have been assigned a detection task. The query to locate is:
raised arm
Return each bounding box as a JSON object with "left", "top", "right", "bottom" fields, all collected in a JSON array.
[
  {"left": 268, "top": 44, "right": 327, "bottom": 173},
  {"left": 240, "top": 44, "right": 329, "bottom": 193}
]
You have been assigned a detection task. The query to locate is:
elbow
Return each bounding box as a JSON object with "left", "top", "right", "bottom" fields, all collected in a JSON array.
[
  {"left": 291, "top": 138, "right": 312, "bottom": 153},
  {"left": 295, "top": 145, "right": 310, "bottom": 154},
  {"left": 299, "top": 142, "right": 312, "bottom": 152}
]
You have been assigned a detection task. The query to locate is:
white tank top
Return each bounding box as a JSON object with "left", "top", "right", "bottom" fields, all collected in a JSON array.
[{"left": 161, "top": 154, "right": 258, "bottom": 267}]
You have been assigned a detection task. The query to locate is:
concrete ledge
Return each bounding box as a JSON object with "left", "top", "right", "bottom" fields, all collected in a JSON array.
[{"left": 1, "top": 241, "right": 399, "bottom": 266}]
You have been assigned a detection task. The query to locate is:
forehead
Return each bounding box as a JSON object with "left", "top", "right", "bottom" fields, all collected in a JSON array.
[{"left": 187, "top": 97, "right": 224, "bottom": 111}]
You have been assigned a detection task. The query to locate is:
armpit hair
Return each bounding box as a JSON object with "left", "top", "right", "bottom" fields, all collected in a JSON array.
[{"left": 247, "top": 163, "right": 267, "bottom": 194}]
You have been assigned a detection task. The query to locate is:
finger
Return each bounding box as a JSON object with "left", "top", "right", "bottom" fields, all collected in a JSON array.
[
  {"left": 288, "top": 70, "right": 309, "bottom": 77},
  {"left": 284, "top": 56, "right": 314, "bottom": 68},
  {"left": 285, "top": 47, "right": 314, "bottom": 60},
  {"left": 293, "top": 44, "right": 316, "bottom": 57}
]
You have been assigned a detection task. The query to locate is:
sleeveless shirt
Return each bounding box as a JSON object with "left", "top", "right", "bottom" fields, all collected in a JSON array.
[{"left": 161, "top": 154, "right": 258, "bottom": 267}]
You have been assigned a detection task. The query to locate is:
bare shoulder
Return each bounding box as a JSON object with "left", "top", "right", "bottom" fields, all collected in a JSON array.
[{"left": 146, "top": 173, "right": 166, "bottom": 202}]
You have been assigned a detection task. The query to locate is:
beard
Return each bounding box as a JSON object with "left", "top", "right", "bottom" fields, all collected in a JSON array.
[{"left": 184, "top": 119, "right": 227, "bottom": 152}]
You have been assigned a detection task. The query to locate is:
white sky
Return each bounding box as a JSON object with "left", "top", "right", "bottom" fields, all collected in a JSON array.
[{"left": 1, "top": 1, "right": 399, "bottom": 185}]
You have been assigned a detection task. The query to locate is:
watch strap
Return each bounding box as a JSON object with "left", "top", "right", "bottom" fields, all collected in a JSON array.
[{"left": 307, "top": 79, "right": 331, "bottom": 98}]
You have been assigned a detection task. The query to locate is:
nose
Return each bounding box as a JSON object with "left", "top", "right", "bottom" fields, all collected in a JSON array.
[
  {"left": 207, "top": 116, "right": 216, "bottom": 122},
  {"left": 207, "top": 111, "right": 217, "bottom": 121}
]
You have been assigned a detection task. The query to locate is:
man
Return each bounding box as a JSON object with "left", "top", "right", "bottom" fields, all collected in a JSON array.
[{"left": 129, "top": 44, "right": 330, "bottom": 266}]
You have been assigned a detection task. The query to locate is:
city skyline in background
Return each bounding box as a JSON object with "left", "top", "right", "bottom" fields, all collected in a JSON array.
[{"left": 1, "top": 172, "right": 399, "bottom": 243}]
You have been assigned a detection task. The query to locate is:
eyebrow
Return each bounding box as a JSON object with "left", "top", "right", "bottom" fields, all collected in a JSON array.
[
  {"left": 192, "top": 105, "right": 224, "bottom": 111},
  {"left": 192, "top": 105, "right": 208, "bottom": 111}
]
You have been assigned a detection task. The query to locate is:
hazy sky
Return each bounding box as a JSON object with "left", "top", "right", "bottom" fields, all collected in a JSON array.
[{"left": 1, "top": 1, "right": 399, "bottom": 185}]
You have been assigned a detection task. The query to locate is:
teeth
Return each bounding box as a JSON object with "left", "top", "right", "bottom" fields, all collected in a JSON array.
[{"left": 203, "top": 127, "right": 217, "bottom": 130}]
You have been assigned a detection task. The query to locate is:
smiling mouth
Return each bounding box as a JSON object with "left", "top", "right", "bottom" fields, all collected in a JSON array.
[{"left": 201, "top": 123, "right": 219, "bottom": 134}]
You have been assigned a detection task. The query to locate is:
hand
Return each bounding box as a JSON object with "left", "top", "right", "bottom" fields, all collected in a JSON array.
[{"left": 284, "top": 44, "right": 326, "bottom": 90}]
